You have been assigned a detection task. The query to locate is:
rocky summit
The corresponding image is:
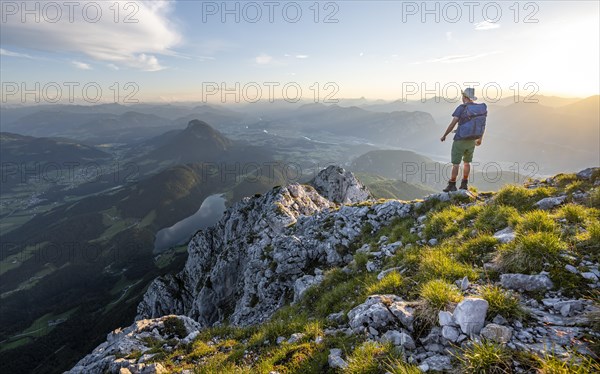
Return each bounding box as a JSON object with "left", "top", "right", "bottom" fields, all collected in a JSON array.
[{"left": 68, "top": 167, "right": 600, "bottom": 373}]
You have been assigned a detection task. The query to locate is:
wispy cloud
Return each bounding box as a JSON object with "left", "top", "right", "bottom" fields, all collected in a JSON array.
[
  {"left": 72, "top": 61, "right": 92, "bottom": 70},
  {"left": 412, "top": 51, "right": 501, "bottom": 64},
  {"left": 474, "top": 21, "right": 500, "bottom": 30},
  {"left": 255, "top": 53, "right": 273, "bottom": 65},
  {"left": 0, "top": 48, "right": 33, "bottom": 59},
  {"left": 295, "top": 54, "right": 309, "bottom": 59},
  {"left": 0, "top": 1, "right": 180, "bottom": 71}
]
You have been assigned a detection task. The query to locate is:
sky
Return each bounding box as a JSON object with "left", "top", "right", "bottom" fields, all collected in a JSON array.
[{"left": 1, "top": 0, "right": 599, "bottom": 104}]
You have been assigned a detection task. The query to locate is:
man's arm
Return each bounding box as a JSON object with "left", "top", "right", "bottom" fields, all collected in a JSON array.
[
  {"left": 476, "top": 134, "right": 483, "bottom": 146},
  {"left": 440, "top": 117, "right": 459, "bottom": 142}
]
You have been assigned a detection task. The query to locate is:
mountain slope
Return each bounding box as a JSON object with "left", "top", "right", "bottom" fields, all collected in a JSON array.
[
  {"left": 128, "top": 120, "right": 273, "bottom": 174},
  {"left": 0, "top": 161, "right": 287, "bottom": 374},
  {"left": 68, "top": 166, "right": 600, "bottom": 374},
  {"left": 0, "top": 132, "right": 111, "bottom": 164}
]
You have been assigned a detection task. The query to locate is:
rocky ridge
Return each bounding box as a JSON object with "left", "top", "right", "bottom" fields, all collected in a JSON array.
[{"left": 68, "top": 166, "right": 600, "bottom": 373}]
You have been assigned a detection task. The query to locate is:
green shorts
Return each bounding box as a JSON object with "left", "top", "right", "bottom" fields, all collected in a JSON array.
[{"left": 451, "top": 139, "right": 476, "bottom": 164}]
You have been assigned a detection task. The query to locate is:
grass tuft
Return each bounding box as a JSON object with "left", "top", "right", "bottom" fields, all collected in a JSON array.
[
  {"left": 456, "top": 235, "right": 500, "bottom": 264},
  {"left": 424, "top": 206, "right": 466, "bottom": 240},
  {"left": 384, "top": 358, "right": 422, "bottom": 374},
  {"left": 534, "top": 351, "right": 600, "bottom": 373},
  {"left": 493, "top": 184, "right": 554, "bottom": 211},
  {"left": 344, "top": 341, "right": 398, "bottom": 374},
  {"left": 454, "top": 339, "right": 512, "bottom": 374},
  {"left": 517, "top": 210, "right": 558, "bottom": 234},
  {"left": 498, "top": 232, "right": 567, "bottom": 274},
  {"left": 474, "top": 204, "right": 520, "bottom": 233},
  {"left": 419, "top": 246, "right": 479, "bottom": 281},
  {"left": 366, "top": 271, "right": 404, "bottom": 296},
  {"left": 478, "top": 284, "right": 525, "bottom": 320},
  {"left": 555, "top": 203, "right": 591, "bottom": 224},
  {"left": 420, "top": 279, "right": 463, "bottom": 311}
]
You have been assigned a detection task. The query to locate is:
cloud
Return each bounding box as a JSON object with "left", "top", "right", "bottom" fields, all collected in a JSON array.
[
  {"left": 359, "top": 52, "right": 364, "bottom": 57},
  {"left": 474, "top": 21, "right": 500, "bottom": 30},
  {"left": 412, "top": 51, "right": 500, "bottom": 64},
  {"left": 446, "top": 31, "right": 453, "bottom": 41},
  {"left": 0, "top": 48, "right": 33, "bottom": 59},
  {"left": 0, "top": 0, "right": 181, "bottom": 71},
  {"left": 295, "top": 54, "right": 309, "bottom": 59},
  {"left": 107, "top": 64, "right": 120, "bottom": 70},
  {"left": 255, "top": 53, "right": 273, "bottom": 65},
  {"left": 72, "top": 61, "right": 92, "bottom": 70}
]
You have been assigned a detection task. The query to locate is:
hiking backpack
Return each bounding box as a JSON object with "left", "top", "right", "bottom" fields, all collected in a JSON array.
[{"left": 455, "top": 103, "right": 487, "bottom": 140}]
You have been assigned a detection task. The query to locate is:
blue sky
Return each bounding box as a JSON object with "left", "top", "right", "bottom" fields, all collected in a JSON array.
[{"left": 1, "top": 0, "right": 598, "bottom": 103}]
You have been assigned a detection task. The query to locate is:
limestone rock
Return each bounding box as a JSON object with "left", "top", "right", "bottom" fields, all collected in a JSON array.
[
  {"left": 328, "top": 348, "right": 348, "bottom": 369},
  {"left": 493, "top": 227, "right": 516, "bottom": 244},
  {"left": 381, "top": 330, "right": 416, "bottom": 350},
  {"left": 535, "top": 195, "right": 566, "bottom": 210},
  {"left": 347, "top": 295, "right": 415, "bottom": 335},
  {"left": 67, "top": 316, "right": 200, "bottom": 374},
  {"left": 453, "top": 298, "right": 489, "bottom": 335},
  {"left": 421, "top": 355, "right": 452, "bottom": 372},
  {"left": 480, "top": 323, "right": 513, "bottom": 344},
  {"left": 500, "top": 273, "right": 554, "bottom": 291},
  {"left": 310, "top": 165, "right": 372, "bottom": 204}
]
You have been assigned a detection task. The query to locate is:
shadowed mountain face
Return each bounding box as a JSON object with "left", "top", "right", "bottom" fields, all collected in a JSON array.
[
  {"left": 128, "top": 120, "right": 273, "bottom": 176},
  {"left": 0, "top": 132, "right": 110, "bottom": 164},
  {"left": 143, "top": 120, "right": 233, "bottom": 162}
]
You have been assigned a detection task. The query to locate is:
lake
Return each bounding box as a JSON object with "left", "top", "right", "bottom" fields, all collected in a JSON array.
[{"left": 154, "top": 193, "right": 227, "bottom": 252}]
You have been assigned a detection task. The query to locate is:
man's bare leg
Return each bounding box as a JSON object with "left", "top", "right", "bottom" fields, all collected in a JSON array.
[
  {"left": 463, "top": 162, "right": 470, "bottom": 180},
  {"left": 460, "top": 162, "right": 471, "bottom": 190},
  {"left": 450, "top": 164, "right": 460, "bottom": 182}
]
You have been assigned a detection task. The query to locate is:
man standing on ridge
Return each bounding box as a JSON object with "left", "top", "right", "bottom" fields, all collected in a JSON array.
[{"left": 440, "top": 87, "right": 487, "bottom": 192}]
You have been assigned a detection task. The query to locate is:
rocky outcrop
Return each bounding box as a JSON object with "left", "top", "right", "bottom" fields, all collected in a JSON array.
[
  {"left": 68, "top": 315, "right": 201, "bottom": 374},
  {"left": 136, "top": 166, "right": 407, "bottom": 327},
  {"left": 310, "top": 165, "right": 372, "bottom": 204},
  {"left": 347, "top": 295, "right": 415, "bottom": 337}
]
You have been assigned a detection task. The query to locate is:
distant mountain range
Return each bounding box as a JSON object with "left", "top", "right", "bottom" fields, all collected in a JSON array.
[{"left": 351, "top": 149, "right": 527, "bottom": 192}]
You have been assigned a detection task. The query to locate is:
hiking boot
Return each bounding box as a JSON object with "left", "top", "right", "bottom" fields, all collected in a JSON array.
[
  {"left": 459, "top": 179, "right": 469, "bottom": 190},
  {"left": 443, "top": 181, "right": 457, "bottom": 192}
]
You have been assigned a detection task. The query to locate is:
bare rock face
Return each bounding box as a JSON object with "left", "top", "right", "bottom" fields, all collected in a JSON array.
[
  {"left": 136, "top": 166, "right": 407, "bottom": 328},
  {"left": 310, "top": 165, "right": 372, "bottom": 204}
]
